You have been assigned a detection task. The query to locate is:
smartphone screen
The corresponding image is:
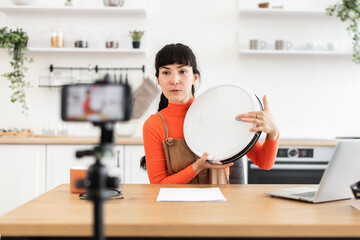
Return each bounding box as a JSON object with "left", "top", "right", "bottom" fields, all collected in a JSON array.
[{"left": 61, "top": 84, "right": 131, "bottom": 122}]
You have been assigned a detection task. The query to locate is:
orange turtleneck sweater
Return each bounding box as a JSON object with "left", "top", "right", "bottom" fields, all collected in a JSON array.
[{"left": 143, "top": 97, "right": 279, "bottom": 184}]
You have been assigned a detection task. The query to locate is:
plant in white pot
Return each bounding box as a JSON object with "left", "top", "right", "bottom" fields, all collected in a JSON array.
[
  {"left": 129, "top": 30, "right": 144, "bottom": 49},
  {"left": 326, "top": 1, "right": 360, "bottom": 63},
  {"left": 0, "top": 27, "right": 33, "bottom": 114}
]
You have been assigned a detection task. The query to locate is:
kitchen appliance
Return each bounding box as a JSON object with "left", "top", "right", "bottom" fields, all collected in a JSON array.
[
  {"left": 264, "top": 140, "right": 360, "bottom": 203},
  {"left": 248, "top": 141, "right": 335, "bottom": 184},
  {"left": 184, "top": 85, "right": 263, "bottom": 165}
]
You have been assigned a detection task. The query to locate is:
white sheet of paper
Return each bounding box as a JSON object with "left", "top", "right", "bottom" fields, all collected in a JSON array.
[{"left": 156, "top": 187, "right": 227, "bottom": 202}]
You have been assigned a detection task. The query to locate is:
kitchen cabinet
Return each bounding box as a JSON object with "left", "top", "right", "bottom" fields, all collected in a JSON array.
[
  {"left": 113, "top": 145, "right": 125, "bottom": 184},
  {"left": 0, "top": 142, "right": 147, "bottom": 216},
  {"left": 46, "top": 144, "right": 148, "bottom": 189},
  {"left": 46, "top": 144, "right": 95, "bottom": 191},
  {"left": 123, "top": 145, "right": 149, "bottom": 184},
  {"left": 46, "top": 144, "right": 125, "bottom": 191},
  {"left": 0, "top": 145, "right": 45, "bottom": 216}
]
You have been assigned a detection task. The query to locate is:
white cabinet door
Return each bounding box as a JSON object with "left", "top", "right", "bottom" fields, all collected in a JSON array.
[
  {"left": 46, "top": 144, "right": 124, "bottom": 191},
  {"left": 0, "top": 145, "right": 45, "bottom": 216},
  {"left": 46, "top": 144, "right": 95, "bottom": 191},
  {"left": 124, "top": 145, "right": 149, "bottom": 184}
]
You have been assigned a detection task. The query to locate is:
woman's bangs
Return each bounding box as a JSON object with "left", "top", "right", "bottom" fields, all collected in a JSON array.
[{"left": 157, "top": 46, "right": 192, "bottom": 68}]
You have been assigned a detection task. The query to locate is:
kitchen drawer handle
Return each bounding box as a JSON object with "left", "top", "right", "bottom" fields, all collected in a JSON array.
[
  {"left": 116, "top": 150, "right": 120, "bottom": 167},
  {"left": 250, "top": 164, "right": 327, "bottom": 170}
]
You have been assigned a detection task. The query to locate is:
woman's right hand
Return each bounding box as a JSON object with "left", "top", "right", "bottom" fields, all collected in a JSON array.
[{"left": 192, "top": 152, "right": 234, "bottom": 174}]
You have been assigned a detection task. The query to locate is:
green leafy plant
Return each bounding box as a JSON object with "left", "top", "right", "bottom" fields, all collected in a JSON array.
[
  {"left": 326, "top": 0, "right": 360, "bottom": 63},
  {"left": 65, "top": 0, "right": 73, "bottom": 6},
  {"left": 0, "top": 27, "right": 33, "bottom": 114},
  {"left": 129, "top": 30, "right": 144, "bottom": 42}
]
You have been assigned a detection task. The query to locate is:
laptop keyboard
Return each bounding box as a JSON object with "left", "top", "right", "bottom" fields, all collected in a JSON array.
[{"left": 290, "top": 191, "right": 316, "bottom": 199}]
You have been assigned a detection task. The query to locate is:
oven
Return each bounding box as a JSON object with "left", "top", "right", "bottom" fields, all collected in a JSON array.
[{"left": 247, "top": 144, "right": 335, "bottom": 184}]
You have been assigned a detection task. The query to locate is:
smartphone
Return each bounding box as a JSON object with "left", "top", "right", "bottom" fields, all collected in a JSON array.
[{"left": 61, "top": 83, "right": 132, "bottom": 122}]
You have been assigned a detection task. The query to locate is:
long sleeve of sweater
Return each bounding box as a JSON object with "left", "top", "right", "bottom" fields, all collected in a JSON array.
[{"left": 246, "top": 135, "right": 279, "bottom": 170}]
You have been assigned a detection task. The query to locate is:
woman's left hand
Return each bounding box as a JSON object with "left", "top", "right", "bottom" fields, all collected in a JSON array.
[{"left": 236, "top": 95, "right": 279, "bottom": 141}]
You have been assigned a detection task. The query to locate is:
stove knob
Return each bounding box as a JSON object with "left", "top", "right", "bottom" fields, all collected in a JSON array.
[{"left": 288, "top": 148, "right": 299, "bottom": 158}]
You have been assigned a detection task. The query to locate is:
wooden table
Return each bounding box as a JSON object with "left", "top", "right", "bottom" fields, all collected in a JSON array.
[{"left": 0, "top": 184, "right": 359, "bottom": 238}]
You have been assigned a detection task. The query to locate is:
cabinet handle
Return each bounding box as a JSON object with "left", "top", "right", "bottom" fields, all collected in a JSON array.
[
  {"left": 116, "top": 150, "right": 120, "bottom": 167},
  {"left": 250, "top": 163, "right": 327, "bottom": 170}
]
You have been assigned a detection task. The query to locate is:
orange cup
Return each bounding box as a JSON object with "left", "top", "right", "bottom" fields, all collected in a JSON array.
[{"left": 70, "top": 166, "right": 88, "bottom": 194}]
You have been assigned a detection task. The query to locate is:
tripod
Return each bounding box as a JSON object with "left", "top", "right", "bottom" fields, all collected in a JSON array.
[{"left": 76, "top": 122, "right": 119, "bottom": 240}]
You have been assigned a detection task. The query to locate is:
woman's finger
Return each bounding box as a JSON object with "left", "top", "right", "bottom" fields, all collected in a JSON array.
[
  {"left": 263, "top": 95, "right": 270, "bottom": 111},
  {"left": 247, "top": 111, "right": 263, "bottom": 116},
  {"left": 237, "top": 111, "right": 263, "bottom": 118},
  {"left": 199, "top": 152, "right": 208, "bottom": 163},
  {"left": 223, "top": 162, "right": 234, "bottom": 168},
  {"left": 240, "top": 118, "right": 262, "bottom": 125},
  {"left": 207, "top": 162, "right": 233, "bottom": 169},
  {"left": 250, "top": 126, "right": 264, "bottom": 132},
  {"left": 236, "top": 113, "right": 253, "bottom": 119}
]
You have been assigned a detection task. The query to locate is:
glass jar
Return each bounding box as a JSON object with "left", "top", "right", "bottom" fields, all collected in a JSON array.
[{"left": 51, "top": 26, "right": 64, "bottom": 48}]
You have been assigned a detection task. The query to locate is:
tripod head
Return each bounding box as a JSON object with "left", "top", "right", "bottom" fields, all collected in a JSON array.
[{"left": 76, "top": 122, "right": 120, "bottom": 202}]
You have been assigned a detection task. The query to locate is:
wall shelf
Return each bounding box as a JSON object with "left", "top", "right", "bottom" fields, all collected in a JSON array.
[
  {"left": 239, "top": 9, "right": 327, "bottom": 16},
  {"left": 26, "top": 47, "right": 146, "bottom": 55},
  {"left": 0, "top": 5, "right": 146, "bottom": 16},
  {"left": 239, "top": 50, "right": 351, "bottom": 56}
]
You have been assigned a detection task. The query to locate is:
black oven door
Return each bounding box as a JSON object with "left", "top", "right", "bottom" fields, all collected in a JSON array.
[{"left": 247, "top": 161, "right": 327, "bottom": 184}]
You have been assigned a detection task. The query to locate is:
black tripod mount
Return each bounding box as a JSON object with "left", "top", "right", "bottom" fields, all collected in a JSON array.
[{"left": 76, "top": 122, "right": 119, "bottom": 240}]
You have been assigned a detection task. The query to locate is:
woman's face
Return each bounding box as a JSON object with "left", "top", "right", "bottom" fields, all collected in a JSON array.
[{"left": 158, "top": 63, "right": 198, "bottom": 104}]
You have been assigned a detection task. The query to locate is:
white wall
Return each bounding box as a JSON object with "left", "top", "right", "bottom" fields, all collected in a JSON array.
[{"left": 1, "top": 0, "right": 360, "bottom": 139}]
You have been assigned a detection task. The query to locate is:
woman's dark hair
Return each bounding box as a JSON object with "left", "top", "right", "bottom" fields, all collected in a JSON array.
[{"left": 140, "top": 43, "right": 200, "bottom": 170}]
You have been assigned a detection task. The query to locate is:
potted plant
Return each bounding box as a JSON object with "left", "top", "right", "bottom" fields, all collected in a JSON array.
[
  {"left": 64, "top": 0, "right": 73, "bottom": 6},
  {"left": 129, "top": 30, "right": 144, "bottom": 49},
  {"left": 326, "top": 1, "right": 360, "bottom": 63},
  {"left": 0, "top": 27, "right": 33, "bottom": 114}
]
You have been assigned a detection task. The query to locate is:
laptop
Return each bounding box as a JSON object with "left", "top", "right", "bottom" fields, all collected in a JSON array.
[{"left": 264, "top": 140, "right": 360, "bottom": 203}]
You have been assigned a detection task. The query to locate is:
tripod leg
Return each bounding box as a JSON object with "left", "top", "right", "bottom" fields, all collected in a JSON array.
[{"left": 94, "top": 200, "right": 104, "bottom": 240}]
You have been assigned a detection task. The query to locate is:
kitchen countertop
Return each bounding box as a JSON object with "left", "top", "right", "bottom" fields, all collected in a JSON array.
[
  {"left": 0, "top": 136, "right": 338, "bottom": 146},
  {"left": 0, "top": 136, "right": 143, "bottom": 145},
  {"left": 277, "top": 138, "right": 337, "bottom": 146}
]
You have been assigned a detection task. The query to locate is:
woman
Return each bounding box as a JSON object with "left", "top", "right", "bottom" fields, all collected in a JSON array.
[{"left": 142, "top": 43, "right": 279, "bottom": 184}]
